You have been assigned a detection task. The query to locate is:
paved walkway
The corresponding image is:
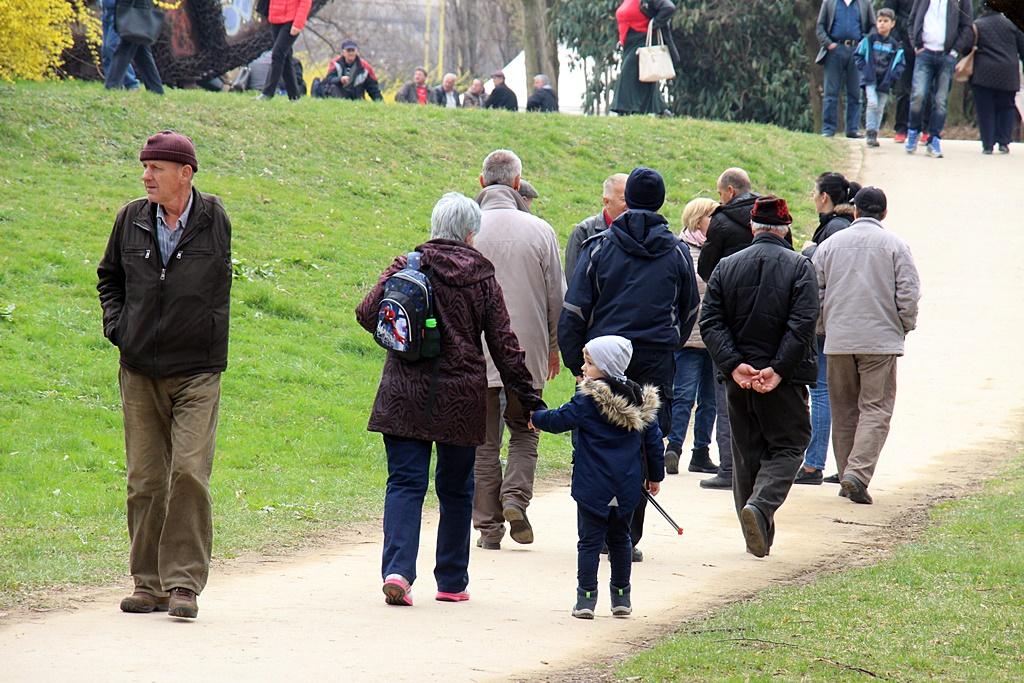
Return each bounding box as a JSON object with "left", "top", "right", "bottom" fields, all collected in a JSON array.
[{"left": 4, "top": 139, "right": 1023, "bottom": 682}]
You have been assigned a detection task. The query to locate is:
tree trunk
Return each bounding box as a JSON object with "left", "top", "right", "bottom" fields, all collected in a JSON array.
[
  {"left": 520, "top": 0, "right": 559, "bottom": 95},
  {"left": 794, "top": 0, "right": 823, "bottom": 133}
]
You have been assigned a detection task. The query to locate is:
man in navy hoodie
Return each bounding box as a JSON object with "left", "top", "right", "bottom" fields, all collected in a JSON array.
[{"left": 559, "top": 167, "right": 699, "bottom": 561}]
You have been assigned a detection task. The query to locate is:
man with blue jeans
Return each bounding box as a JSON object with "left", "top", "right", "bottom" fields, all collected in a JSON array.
[
  {"left": 101, "top": 0, "right": 139, "bottom": 89},
  {"left": 816, "top": 0, "right": 877, "bottom": 137},
  {"left": 905, "top": 0, "right": 975, "bottom": 157}
]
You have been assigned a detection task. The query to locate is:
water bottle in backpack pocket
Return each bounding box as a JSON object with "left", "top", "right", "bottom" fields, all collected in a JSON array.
[{"left": 373, "top": 251, "right": 441, "bottom": 361}]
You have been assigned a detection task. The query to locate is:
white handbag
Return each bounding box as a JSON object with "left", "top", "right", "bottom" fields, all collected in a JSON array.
[{"left": 637, "top": 23, "right": 675, "bottom": 83}]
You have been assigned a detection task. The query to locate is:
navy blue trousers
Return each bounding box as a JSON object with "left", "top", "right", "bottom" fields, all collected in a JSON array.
[
  {"left": 381, "top": 435, "right": 476, "bottom": 593},
  {"left": 577, "top": 505, "right": 632, "bottom": 592}
]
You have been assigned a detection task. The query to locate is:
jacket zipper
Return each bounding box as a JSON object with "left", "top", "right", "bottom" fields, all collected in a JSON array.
[{"left": 134, "top": 196, "right": 208, "bottom": 374}]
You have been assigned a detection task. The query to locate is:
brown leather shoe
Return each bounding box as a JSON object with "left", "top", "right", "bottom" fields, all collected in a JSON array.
[
  {"left": 167, "top": 587, "right": 199, "bottom": 619},
  {"left": 120, "top": 590, "right": 169, "bottom": 613}
]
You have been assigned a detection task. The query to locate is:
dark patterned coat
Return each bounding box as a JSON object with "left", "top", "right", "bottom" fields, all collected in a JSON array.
[{"left": 356, "top": 239, "right": 544, "bottom": 446}]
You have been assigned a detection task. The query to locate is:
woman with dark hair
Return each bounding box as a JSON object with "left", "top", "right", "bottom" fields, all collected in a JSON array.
[
  {"left": 256, "top": 0, "right": 312, "bottom": 101},
  {"left": 611, "top": 0, "right": 680, "bottom": 116},
  {"left": 968, "top": 5, "right": 1024, "bottom": 154},
  {"left": 794, "top": 172, "right": 859, "bottom": 486},
  {"left": 356, "top": 193, "right": 544, "bottom": 606}
]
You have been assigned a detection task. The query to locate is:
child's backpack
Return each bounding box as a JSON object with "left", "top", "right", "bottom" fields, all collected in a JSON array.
[{"left": 373, "top": 251, "right": 441, "bottom": 362}]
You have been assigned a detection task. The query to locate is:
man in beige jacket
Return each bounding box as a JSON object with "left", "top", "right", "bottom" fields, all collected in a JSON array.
[
  {"left": 813, "top": 186, "right": 920, "bottom": 505},
  {"left": 472, "top": 149, "right": 566, "bottom": 549}
]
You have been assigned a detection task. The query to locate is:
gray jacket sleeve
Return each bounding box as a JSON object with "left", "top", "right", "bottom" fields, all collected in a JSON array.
[
  {"left": 816, "top": 0, "right": 833, "bottom": 47},
  {"left": 565, "top": 224, "right": 585, "bottom": 276},
  {"left": 894, "top": 242, "right": 921, "bottom": 334}
]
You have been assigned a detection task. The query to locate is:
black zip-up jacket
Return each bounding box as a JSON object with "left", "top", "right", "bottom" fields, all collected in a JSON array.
[
  {"left": 696, "top": 193, "right": 759, "bottom": 281},
  {"left": 526, "top": 86, "right": 558, "bottom": 112},
  {"left": 700, "top": 232, "right": 819, "bottom": 385},
  {"left": 97, "top": 188, "right": 232, "bottom": 378},
  {"left": 640, "top": 0, "right": 680, "bottom": 62},
  {"left": 484, "top": 83, "right": 519, "bottom": 111},
  {"left": 884, "top": 0, "right": 917, "bottom": 42}
]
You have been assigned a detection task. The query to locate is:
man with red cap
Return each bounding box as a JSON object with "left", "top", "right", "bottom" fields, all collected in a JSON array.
[
  {"left": 699, "top": 195, "right": 819, "bottom": 558},
  {"left": 98, "top": 131, "right": 233, "bottom": 619}
]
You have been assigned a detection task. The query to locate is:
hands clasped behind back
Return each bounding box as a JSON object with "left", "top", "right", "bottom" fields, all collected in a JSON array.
[{"left": 731, "top": 363, "right": 782, "bottom": 394}]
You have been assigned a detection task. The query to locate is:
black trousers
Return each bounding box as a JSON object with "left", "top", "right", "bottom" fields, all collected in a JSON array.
[
  {"left": 972, "top": 84, "right": 1017, "bottom": 151},
  {"left": 577, "top": 505, "right": 631, "bottom": 592},
  {"left": 104, "top": 40, "right": 163, "bottom": 93},
  {"left": 263, "top": 22, "right": 300, "bottom": 99},
  {"left": 726, "top": 379, "right": 810, "bottom": 550},
  {"left": 626, "top": 347, "right": 674, "bottom": 549}
]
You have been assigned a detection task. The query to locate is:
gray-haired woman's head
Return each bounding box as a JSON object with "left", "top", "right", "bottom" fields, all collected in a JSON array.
[{"left": 430, "top": 192, "right": 482, "bottom": 242}]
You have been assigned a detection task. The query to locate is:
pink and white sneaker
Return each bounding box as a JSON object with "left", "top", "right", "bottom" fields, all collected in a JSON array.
[
  {"left": 435, "top": 590, "right": 470, "bottom": 602},
  {"left": 383, "top": 574, "right": 413, "bottom": 606}
]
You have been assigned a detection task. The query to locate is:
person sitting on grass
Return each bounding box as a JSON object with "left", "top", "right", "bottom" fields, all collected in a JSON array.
[{"left": 529, "top": 335, "right": 664, "bottom": 620}]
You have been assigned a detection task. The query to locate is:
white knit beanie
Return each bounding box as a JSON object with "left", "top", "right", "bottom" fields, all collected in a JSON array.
[{"left": 584, "top": 335, "right": 633, "bottom": 382}]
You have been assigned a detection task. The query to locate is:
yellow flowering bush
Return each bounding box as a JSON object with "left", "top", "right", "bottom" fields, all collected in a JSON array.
[{"left": 0, "top": 0, "right": 101, "bottom": 81}]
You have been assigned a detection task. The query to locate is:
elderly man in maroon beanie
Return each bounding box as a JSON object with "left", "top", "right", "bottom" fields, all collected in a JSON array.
[
  {"left": 699, "top": 196, "right": 819, "bottom": 558},
  {"left": 97, "top": 131, "right": 232, "bottom": 619}
]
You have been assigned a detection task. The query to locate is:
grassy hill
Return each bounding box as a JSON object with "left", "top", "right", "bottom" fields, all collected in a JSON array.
[{"left": 0, "top": 82, "right": 843, "bottom": 604}]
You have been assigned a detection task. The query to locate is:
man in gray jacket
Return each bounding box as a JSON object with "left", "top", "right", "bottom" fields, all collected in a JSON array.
[
  {"left": 812, "top": 187, "right": 920, "bottom": 504},
  {"left": 564, "top": 173, "right": 627, "bottom": 278},
  {"left": 473, "top": 149, "right": 566, "bottom": 549}
]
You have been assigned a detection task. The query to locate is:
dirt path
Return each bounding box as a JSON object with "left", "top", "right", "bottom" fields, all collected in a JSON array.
[{"left": 4, "top": 139, "right": 1023, "bottom": 682}]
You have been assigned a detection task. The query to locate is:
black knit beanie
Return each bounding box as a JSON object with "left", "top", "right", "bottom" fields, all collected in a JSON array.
[{"left": 624, "top": 167, "right": 665, "bottom": 211}]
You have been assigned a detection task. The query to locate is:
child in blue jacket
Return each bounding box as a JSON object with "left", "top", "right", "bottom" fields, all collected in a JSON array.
[
  {"left": 855, "top": 8, "right": 906, "bottom": 147},
  {"left": 529, "top": 335, "right": 664, "bottom": 619}
]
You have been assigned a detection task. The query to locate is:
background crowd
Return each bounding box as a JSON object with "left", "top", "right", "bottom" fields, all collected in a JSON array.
[{"left": 816, "top": 0, "right": 1024, "bottom": 155}]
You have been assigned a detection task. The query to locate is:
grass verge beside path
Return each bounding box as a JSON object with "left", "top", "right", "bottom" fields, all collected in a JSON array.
[
  {"left": 0, "top": 82, "right": 841, "bottom": 608},
  {"left": 617, "top": 457, "right": 1024, "bottom": 682}
]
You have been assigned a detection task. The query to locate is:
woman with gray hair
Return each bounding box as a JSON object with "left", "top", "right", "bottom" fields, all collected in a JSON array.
[{"left": 356, "top": 192, "right": 544, "bottom": 607}]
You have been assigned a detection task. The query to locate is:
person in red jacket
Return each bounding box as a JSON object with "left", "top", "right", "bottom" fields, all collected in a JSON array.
[{"left": 257, "top": 0, "right": 312, "bottom": 100}]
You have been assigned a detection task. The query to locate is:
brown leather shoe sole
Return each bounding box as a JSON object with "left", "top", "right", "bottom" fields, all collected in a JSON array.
[
  {"left": 502, "top": 506, "right": 534, "bottom": 544},
  {"left": 120, "top": 592, "right": 169, "bottom": 613},
  {"left": 840, "top": 477, "right": 873, "bottom": 504},
  {"left": 167, "top": 589, "right": 199, "bottom": 619},
  {"left": 740, "top": 504, "right": 768, "bottom": 558}
]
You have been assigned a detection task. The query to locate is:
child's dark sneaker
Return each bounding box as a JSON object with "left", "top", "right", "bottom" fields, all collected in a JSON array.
[
  {"left": 610, "top": 584, "right": 632, "bottom": 617},
  {"left": 572, "top": 587, "right": 597, "bottom": 619}
]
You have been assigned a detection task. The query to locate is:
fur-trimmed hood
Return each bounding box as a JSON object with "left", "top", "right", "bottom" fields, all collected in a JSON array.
[
  {"left": 832, "top": 203, "right": 855, "bottom": 219},
  {"left": 578, "top": 377, "right": 660, "bottom": 432}
]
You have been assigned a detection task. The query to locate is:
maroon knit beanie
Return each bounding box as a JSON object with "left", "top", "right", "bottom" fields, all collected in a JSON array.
[{"left": 139, "top": 130, "right": 198, "bottom": 171}]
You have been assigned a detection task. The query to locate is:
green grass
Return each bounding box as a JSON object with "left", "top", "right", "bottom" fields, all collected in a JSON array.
[
  {"left": 0, "top": 81, "right": 841, "bottom": 606},
  {"left": 617, "top": 458, "right": 1024, "bottom": 682}
]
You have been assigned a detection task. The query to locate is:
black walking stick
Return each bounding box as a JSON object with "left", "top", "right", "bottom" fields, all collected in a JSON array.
[{"left": 644, "top": 488, "right": 684, "bottom": 535}]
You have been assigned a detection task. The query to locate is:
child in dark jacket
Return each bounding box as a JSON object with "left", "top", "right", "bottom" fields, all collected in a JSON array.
[
  {"left": 529, "top": 335, "right": 664, "bottom": 619},
  {"left": 855, "top": 8, "right": 906, "bottom": 147}
]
